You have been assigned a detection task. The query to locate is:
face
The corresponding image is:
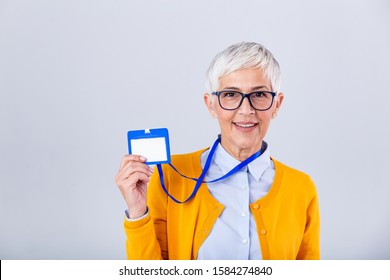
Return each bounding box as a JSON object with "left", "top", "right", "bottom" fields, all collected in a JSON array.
[{"left": 204, "top": 68, "right": 284, "bottom": 160}]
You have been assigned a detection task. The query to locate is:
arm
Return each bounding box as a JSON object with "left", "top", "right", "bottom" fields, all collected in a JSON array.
[
  {"left": 121, "top": 165, "right": 169, "bottom": 259},
  {"left": 124, "top": 212, "right": 164, "bottom": 259},
  {"left": 296, "top": 180, "right": 320, "bottom": 260}
]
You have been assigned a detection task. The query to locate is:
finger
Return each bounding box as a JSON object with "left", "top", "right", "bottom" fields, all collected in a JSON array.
[
  {"left": 127, "top": 172, "right": 150, "bottom": 188},
  {"left": 117, "top": 163, "right": 153, "bottom": 181},
  {"left": 115, "top": 161, "right": 154, "bottom": 186},
  {"left": 119, "top": 173, "right": 150, "bottom": 194},
  {"left": 119, "top": 154, "right": 147, "bottom": 169}
]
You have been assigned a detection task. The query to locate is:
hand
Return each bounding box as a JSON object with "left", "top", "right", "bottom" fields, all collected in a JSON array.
[{"left": 115, "top": 155, "right": 154, "bottom": 219}]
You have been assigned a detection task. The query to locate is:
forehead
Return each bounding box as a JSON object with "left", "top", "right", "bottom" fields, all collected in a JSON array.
[{"left": 218, "top": 68, "right": 271, "bottom": 91}]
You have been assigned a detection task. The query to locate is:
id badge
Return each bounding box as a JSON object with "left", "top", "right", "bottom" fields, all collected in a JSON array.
[{"left": 127, "top": 128, "right": 171, "bottom": 165}]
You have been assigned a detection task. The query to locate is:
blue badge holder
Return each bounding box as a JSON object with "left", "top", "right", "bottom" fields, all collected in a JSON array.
[{"left": 127, "top": 128, "right": 171, "bottom": 165}]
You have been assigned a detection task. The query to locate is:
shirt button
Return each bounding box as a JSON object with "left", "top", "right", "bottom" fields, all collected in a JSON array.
[
  {"left": 242, "top": 239, "right": 248, "bottom": 245},
  {"left": 241, "top": 185, "right": 247, "bottom": 190},
  {"left": 261, "top": 229, "right": 267, "bottom": 235},
  {"left": 253, "top": 204, "right": 259, "bottom": 210},
  {"left": 241, "top": 212, "right": 247, "bottom": 217}
]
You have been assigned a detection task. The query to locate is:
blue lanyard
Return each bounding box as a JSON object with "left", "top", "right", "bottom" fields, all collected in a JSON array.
[{"left": 156, "top": 137, "right": 262, "bottom": 204}]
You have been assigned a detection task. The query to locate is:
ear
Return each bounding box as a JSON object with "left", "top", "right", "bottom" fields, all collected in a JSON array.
[
  {"left": 272, "top": 92, "right": 284, "bottom": 118},
  {"left": 203, "top": 93, "right": 217, "bottom": 118}
]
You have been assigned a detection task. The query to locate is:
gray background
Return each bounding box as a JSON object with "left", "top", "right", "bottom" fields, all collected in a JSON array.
[{"left": 1, "top": 0, "right": 389, "bottom": 259}]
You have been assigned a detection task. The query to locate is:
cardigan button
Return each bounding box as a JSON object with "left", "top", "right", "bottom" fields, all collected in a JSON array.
[
  {"left": 253, "top": 204, "right": 259, "bottom": 210},
  {"left": 260, "top": 229, "right": 267, "bottom": 235}
]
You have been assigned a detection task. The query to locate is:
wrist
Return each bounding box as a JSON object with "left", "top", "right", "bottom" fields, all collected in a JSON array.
[{"left": 127, "top": 206, "right": 148, "bottom": 219}]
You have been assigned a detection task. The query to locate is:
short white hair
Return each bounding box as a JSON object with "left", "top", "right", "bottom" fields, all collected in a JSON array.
[{"left": 205, "top": 42, "right": 281, "bottom": 93}]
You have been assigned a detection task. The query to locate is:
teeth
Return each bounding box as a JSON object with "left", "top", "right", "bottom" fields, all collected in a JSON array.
[{"left": 235, "top": 123, "right": 255, "bottom": 128}]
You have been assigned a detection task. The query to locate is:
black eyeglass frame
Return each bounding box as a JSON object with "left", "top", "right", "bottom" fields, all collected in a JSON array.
[{"left": 211, "top": 91, "right": 277, "bottom": 111}]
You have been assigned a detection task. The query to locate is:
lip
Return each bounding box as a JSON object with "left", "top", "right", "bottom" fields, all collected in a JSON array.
[{"left": 233, "top": 121, "right": 258, "bottom": 132}]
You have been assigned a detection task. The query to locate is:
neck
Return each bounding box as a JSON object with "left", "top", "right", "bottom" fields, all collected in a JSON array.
[{"left": 220, "top": 140, "right": 262, "bottom": 162}]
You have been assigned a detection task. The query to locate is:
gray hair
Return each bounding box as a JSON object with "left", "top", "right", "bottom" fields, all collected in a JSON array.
[{"left": 205, "top": 42, "right": 281, "bottom": 93}]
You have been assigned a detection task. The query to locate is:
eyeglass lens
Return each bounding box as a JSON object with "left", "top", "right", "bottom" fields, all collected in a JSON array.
[{"left": 218, "top": 91, "right": 274, "bottom": 110}]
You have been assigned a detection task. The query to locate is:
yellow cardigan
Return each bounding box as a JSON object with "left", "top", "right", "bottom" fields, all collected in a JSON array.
[{"left": 124, "top": 148, "right": 320, "bottom": 260}]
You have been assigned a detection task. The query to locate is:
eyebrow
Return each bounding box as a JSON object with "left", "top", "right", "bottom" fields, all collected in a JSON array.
[{"left": 222, "top": 86, "right": 270, "bottom": 91}]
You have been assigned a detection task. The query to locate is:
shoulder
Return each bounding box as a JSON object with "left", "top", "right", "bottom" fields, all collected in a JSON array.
[
  {"left": 170, "top": 148, "right": 208, "bottom": 165},
  {"left": 272, "top": 158, "right": 317, "bottom": 195},
  {"left": 273, "top": 158, "right": 312, "bottom": 179},
  {"left": 160, "top": 148, "right": 208, "bottom": 177},
  {"left": 154, "top": 148, "right": 208, "bottom": 186}
]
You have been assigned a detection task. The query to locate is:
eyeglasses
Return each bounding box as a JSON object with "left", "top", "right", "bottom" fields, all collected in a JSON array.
[{"left": 212, "top": 90, "right": 276, "bottom": 111}]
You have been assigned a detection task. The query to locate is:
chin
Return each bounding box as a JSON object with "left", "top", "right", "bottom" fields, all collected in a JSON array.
[{"left": 234, "top": 137, "right": 260, "bottom": 150}]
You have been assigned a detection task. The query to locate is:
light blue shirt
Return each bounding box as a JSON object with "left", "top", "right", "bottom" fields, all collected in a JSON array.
[{"left": 197, "top": 141, "right": 275, "bottom": 260}]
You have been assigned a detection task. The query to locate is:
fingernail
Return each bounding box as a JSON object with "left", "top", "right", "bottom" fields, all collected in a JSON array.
[{"left": 140, "top": 156, "right": 147, "bottom": 161}]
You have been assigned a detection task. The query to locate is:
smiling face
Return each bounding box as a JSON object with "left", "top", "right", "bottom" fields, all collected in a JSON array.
[{"left": 204, "top": 68, "right": 284, "bottom": 161}]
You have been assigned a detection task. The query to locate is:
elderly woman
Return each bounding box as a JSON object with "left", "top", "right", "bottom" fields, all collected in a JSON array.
[{"left": 115, "top": 42, "right": 320, "bottom": 260}]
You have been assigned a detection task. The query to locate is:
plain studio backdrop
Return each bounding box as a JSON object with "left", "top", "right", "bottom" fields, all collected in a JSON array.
[{"left": 1, "top": 0, "right": 389, "bottom": 260}]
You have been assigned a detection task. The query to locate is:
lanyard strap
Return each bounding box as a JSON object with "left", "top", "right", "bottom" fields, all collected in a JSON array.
[{"left": 157, "top": 137, "right": 262, "bottom": 203}]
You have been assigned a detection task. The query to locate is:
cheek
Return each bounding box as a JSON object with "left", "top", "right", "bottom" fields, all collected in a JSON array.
[
  {"left": 259, "top": 110, "right": 273, "bottom": 120},
  {"left": 216, "top": 107, "right": 234, "bottom": 122},
  {"left": 257, "top": 112, "right": 273, "bottom": 127},
  {"left": 217, "top": 116, "right": 232, "bottom": 129}
]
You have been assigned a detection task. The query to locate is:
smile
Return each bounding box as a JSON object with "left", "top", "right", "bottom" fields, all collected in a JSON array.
[{"left": 233, "top": 122, "right": 258, "bottom": 128}]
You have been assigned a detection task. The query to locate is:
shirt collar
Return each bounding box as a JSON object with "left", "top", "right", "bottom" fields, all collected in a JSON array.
[{"left": 212, "top": 141, "right": 271, "bottom": 182}]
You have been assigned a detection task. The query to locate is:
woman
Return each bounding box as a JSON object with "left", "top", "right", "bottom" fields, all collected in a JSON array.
[{"left": 115, "top": 42, "right": 320, "bottom": 260}]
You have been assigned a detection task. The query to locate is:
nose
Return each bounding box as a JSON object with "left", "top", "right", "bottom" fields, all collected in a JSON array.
[{"left": 238, "top": 96, "right": 255, "bottom": 115}]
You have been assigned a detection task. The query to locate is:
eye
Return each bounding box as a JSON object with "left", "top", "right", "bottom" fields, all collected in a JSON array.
[
  {"left": 252, "top": 91, "right": 270, "bottom": 99},
  {"left": 253, "top": 92, "right": 265, "bottom": 98},
  {"left": 221, "top": 91, "right": 240, "bottom": 98}
]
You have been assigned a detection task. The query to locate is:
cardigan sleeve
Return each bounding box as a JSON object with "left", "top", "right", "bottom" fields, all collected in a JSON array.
[
  {"left": 124, "top": 166, "right": 168, "bottom": 260},
  {"left": 296, "top": 178, "right": 320, "bottom": 260}
]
